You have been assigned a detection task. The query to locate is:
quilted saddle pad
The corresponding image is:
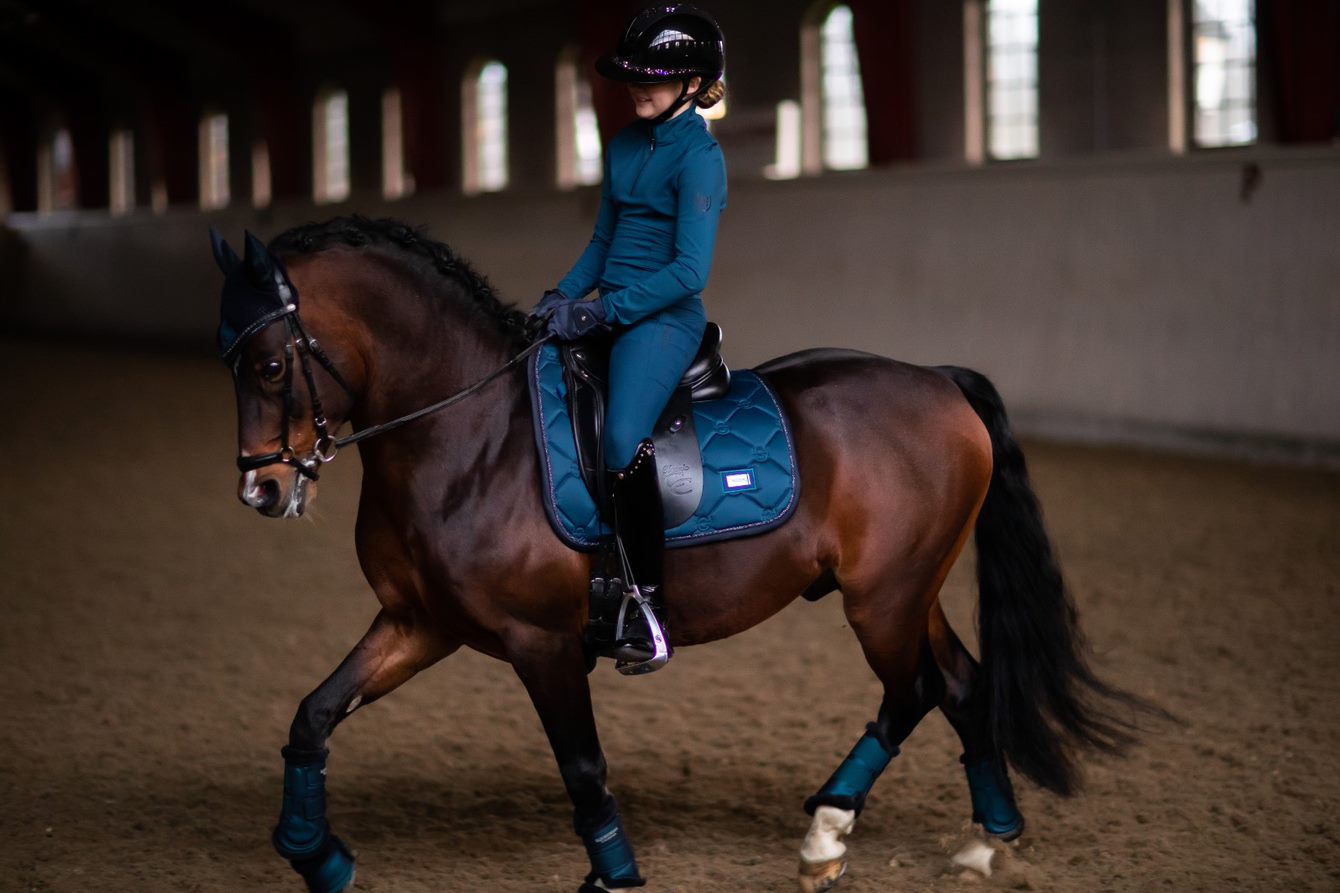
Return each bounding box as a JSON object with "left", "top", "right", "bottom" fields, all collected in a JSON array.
[{"left": 528, "top": 342, "right": 799, "bottom": 551}]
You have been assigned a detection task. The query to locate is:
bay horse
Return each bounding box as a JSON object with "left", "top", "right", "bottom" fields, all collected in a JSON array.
[{"left": 215, "top": 216, "right": 1142, "bottom": 893}]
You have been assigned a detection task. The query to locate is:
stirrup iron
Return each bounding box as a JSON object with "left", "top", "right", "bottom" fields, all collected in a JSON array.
[{"left": 611, "top": 583, "right": 671, "bottom": 676}]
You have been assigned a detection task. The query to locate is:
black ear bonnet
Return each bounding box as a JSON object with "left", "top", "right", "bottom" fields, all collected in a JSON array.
[{"left": 211, "top": 227, "right": 299, "bottom": 361}]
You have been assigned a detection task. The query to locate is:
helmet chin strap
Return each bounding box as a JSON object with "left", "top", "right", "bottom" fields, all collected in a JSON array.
[{"left": 650, "top": 79, "right": 694, "bottom": 125}]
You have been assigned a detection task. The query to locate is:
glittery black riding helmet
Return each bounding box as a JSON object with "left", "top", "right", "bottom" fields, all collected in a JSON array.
[{"left": 596, "top": 4, "right": 724, "bottom": 121}]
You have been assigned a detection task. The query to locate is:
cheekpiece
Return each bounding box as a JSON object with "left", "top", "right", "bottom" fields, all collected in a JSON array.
[{"left": 210, "top": 227, "right": 299, "bottom": 361}]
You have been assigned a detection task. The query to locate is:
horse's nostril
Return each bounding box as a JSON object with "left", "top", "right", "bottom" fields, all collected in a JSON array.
[
  {"left": 240, "top": 477, "right": 282, "bottom": 510},
  {"left": 256, "top": 478, "right": 280, "bottom": 510}
]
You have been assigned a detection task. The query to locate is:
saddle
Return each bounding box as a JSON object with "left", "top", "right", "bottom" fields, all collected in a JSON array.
[{"left": 561, "top": 322, "right": 731, "bottom": 526}]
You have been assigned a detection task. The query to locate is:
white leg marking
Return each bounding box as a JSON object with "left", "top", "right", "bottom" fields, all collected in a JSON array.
[
  {"left": 798, "top": 806, "right": 856, "bottom": 892},
  {"left": 345, "top": 695, "right": 362, "bottom": 714},
  {"left": 950, "top": 839, "right": 997, "bottom": 877},
  {"left": 801, "top": 806, "right": 856, "bottom": 865}
]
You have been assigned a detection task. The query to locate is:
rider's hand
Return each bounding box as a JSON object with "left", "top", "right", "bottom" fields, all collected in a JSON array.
[
  {"left": 547, "top": 296, "right": 609, "bottom": 341},
  {"left": 528, "top": 289, "right": 569, "bottom": 319}
]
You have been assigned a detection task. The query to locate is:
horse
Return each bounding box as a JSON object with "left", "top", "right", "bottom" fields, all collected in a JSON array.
[{"left": 213, "top": 215, "right": 1144, "bottom": 893}]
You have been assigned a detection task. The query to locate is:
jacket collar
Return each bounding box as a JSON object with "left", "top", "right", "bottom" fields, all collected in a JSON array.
[{"left": 644, "top": 105, "right": 704, "bottom": 144}]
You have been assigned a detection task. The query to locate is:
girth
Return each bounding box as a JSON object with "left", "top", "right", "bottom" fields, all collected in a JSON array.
[{"left": 562, "top": 322, "right": 730, "bottom": 528}]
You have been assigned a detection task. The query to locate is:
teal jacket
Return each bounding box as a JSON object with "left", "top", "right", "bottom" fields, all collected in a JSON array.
[{"left": 557, "top": 106, "right": 727, "bottom": 327}]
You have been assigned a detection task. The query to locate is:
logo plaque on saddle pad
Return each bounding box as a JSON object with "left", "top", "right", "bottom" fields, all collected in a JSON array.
[{"left": 528, "top": 342, "right": 799, "bottom": 550}]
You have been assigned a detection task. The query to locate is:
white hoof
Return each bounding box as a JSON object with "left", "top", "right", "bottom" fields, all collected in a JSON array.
[
  {"left": 950, "top": 839, "right": 997, "bottom": 878},
  {"left": 798, "top": 806, "right": 857, "bottom": 892},
  {"left": 798, "top": 857, "right": 846, "bottom": 893}
]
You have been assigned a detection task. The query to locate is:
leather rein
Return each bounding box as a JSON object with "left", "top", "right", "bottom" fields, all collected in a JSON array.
[{"left": 235, "top": 307, "right": 551, "bottom": 482}]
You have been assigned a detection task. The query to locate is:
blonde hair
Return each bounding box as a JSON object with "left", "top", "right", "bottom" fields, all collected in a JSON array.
[{"left": 695, "top": 79, "right": 726, "bottom": 109}]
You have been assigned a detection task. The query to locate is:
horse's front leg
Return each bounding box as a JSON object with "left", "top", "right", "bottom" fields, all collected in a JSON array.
[
  {"left": 274, "top": 609, "right": 457, "bottom": 892},
  {"left": 509, "top": 629, "right": 644, "bottom": 892}
]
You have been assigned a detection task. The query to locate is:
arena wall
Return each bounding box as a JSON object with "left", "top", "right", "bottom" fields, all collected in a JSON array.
[{"left": 3, "top": 147, "right": 1337, "bottom": 461}]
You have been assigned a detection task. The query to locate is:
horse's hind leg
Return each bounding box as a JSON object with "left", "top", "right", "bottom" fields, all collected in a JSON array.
[
  {"left": 797, "top": 579, "right": 947, "bottom": 892},
  {"left": 928, "top": 600, "right": 1025, "bottom": 840},
  {"left": 274, "top": 610, "right": 457, "bottom": 893}
]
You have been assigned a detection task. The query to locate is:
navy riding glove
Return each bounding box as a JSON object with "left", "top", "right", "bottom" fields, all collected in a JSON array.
[
  {"left": 528, "top": 288, "right": 569, "bottom": 319},
  {"left": 548, "top": 297, "right": 609, "bottom": 341}
]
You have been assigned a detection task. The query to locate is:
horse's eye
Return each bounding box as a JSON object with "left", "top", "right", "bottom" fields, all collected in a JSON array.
[{"left": 261, "top": 359, "right": 285, "bottom": 382}]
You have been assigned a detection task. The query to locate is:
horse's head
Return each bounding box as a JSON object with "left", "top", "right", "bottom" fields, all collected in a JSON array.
[{"left": 211, "top": 228, "right": 355, "bottom": 518}]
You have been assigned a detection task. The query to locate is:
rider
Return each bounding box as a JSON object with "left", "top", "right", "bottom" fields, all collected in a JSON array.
[{"left": 530, "top": 4, "right": 727, "bottom": 666}]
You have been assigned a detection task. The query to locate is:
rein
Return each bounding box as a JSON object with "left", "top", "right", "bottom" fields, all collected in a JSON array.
[{"left": 236, "top": 308, "right": 551, "bottom": 482}]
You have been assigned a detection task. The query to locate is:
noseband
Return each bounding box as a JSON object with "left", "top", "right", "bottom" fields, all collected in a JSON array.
[{"left": 235, "top": 309, "right": 551, "bottom": 482}]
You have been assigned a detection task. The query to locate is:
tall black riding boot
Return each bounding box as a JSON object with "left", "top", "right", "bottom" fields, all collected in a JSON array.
[{"left": 603, "top": 438, "right": 671, "bottom": 674}]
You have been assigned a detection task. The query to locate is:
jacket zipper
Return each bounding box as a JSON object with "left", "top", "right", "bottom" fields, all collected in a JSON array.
[{"left": 630, "top": 132, "right": 656, "bottom": 194}]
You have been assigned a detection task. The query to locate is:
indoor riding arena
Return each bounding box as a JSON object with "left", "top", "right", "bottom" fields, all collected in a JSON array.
[{"left": 2, "top": 3, "right": 1337, "bottom": 892}]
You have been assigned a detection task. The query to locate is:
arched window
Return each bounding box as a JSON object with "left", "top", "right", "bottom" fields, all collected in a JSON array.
[
  {"left": 985, "top": 0, "right": 1039, "bottom": 159},
  {"left": 382, "top": 87, "right": 415, "bottom": 199},
  {"left": 462, "top": 60, "right": 509, "bottom": 194},
  {"left": 37, "top": 125, "right": 77, "bottom": 214},
  {"left": 801, "top": 4, "right": 868, "bottom": 173},
  {"left": 313, "top": 88, "right": 350, "bottom": 203},
  {"left": 252, "top": 139, "right": 271, "bottom": 208},
  {"left": 199, "top": 110, "right": 230, "bottom": 209},
  {"left": 109, "top": 128, "right": 135, "bottom": 216},
  {"left": 1192, "top": 0, "right": 1256, "bottom": 146},
  {"left": 555, "top": 48, "right": 602, "bottom": 190}
]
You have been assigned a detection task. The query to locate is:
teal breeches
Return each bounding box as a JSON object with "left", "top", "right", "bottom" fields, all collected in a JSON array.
[{"left": 602, "top": 301, "right": 706, "bottom": 469}]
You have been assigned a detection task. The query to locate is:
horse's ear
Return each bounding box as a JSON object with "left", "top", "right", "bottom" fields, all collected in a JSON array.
[
  {"left": 209, "top": 227, "right": 240, "bottom": 275},
  {"left": 242, "top": 229, "right": 274, "bottom": 286}
]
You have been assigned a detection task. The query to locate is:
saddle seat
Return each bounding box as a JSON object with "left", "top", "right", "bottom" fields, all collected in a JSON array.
[
  {"left": 561, "top": 322, "right": 730, "bottom": 529},
  {"left": 565, "top": 321, "right": 730, "bottom": 402}
]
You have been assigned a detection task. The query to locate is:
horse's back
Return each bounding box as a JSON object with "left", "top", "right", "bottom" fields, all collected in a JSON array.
[{"left": 754, "top": 347, "right": 984, "bottom": 439}]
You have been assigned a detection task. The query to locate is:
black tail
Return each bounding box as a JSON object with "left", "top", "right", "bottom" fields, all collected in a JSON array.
[{"left": 936, "top": 365, "right": 1158, "bottom": 796}]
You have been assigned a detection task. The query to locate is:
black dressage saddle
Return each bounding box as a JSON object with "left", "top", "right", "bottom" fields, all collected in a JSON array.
[{"left": 561, "top": 321, "right": 730, "bottom": 528}]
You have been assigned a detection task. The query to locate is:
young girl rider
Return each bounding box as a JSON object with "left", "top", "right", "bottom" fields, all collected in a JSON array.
[{"left": 531, "top": 4, "right": 727, "bottom": 669}]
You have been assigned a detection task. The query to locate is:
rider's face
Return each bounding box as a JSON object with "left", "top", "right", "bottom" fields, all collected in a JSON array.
[{"left": 627, "top": 76, "right": 702, "bottom": 120}]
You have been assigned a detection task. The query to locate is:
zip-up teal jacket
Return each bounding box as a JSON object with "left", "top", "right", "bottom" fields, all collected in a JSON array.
[{"left": 557, "top": 106, "right": 727, "bottom": 328}]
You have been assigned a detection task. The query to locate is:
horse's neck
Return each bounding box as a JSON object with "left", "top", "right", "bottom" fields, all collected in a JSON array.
[{"left": 350, "top": 313, "right": 532, "bottom": 504}]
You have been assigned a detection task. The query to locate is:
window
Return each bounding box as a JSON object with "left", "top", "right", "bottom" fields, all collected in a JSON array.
[
  {"left": 199, "top": 111, "right": 230, "bottom": 209},
  {"left": 252, "top": 139, "right": 271, "bottom": 208},
  {"left": 985, "top": 0, "right": 1039, "bottom": 159},
  {"left": 313, "top": 88, "right": 350, "bottom": 203},
  {"left": 382, "top": 88, "right": 415, "bottom": 199},
  {"left": 556, "top": 49, "right": 602, "bottom": 189},
  {"left": 463, "top": 60, "right": 509, "bottom": 194},
  {"left": 109, "top": 128, "right": 135, "bottom": 216},
  {"left": 818, "top": 5, "right": 867, "bottom": 170},
  {"left": 37, "top": 126, "right": 77, "bottom": 214},
  {"left": 1192, "top": 0, "right": 1256, "bottom": 146},
  {"left": 766, "top": 99, "right": 803, "bottom": 180}
]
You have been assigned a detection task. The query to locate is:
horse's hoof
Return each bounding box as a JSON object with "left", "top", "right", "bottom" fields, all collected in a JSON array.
[{"left": 797, "top": 857, "right": 847, "bottom": 893}]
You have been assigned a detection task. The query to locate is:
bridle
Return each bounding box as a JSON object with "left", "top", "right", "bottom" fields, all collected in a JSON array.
[{"left": 234, "top": 305, "right": 551, "bottom": 482}]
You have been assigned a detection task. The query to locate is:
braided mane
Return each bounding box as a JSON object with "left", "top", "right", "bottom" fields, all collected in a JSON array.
[{"left": 268, "top": 215, "right": 529, "bottom": 349}]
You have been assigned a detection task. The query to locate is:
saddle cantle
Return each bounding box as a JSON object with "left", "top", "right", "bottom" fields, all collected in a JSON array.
[{"left": 562, "top": 322, "right": 731, "bottom": 527}]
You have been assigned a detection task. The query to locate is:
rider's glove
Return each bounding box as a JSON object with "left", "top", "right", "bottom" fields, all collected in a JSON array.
[
  {"left": 547, "top": 296, "right": 609, "bottom": 341},
  {"left": 528, "top": 289, "right": 569, "bottom": 319}
]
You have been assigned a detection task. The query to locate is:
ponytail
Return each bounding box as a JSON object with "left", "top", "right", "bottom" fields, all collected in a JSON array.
[{"left": 695, "top": 80, "right": 725, "bottom": 109}]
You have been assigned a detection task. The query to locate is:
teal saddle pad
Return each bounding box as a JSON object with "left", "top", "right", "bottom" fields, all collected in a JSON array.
[{"left": 528, "top": 342, "right": 799, "bottom": 551}]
